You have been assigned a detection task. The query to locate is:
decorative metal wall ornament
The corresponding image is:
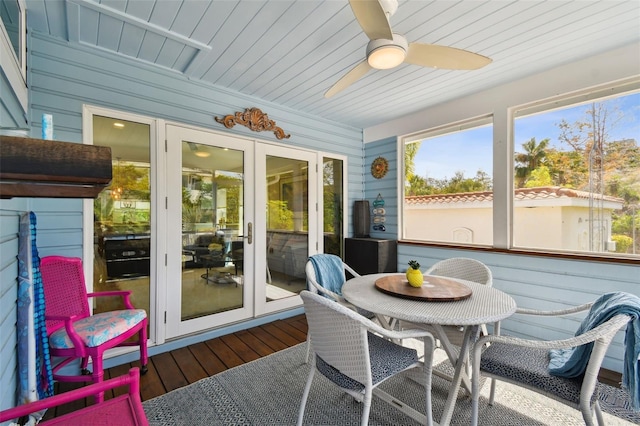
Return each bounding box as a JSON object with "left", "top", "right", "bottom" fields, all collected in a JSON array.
[
  {"left": 370, "top": 156, "right": 389, "bottom": 179},
  {"left": 215, "top": 107, "right": 291, "bottom": 140}
]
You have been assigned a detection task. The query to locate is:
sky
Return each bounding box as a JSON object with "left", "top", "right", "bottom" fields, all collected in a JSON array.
[{"left": 413, "top": 92, "right": 640, "bottom": 181}]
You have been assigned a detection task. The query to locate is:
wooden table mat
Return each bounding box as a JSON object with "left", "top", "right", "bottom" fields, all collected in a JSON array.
[{"left": 374, "top": 275, "right": 472, "bottom": 302}]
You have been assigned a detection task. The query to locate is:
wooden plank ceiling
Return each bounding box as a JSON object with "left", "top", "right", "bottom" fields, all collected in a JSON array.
[{"left": 24, "top": 0, "right": 640, "bottom": 129}]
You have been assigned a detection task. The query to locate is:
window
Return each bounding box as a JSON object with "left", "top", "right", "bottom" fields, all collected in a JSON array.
[
  {"left": 0, "top": 0, "right": 26, "bottom": 110},
  {"left": 402, "top": 116, "right": 493, "bottom": 245},
  {"left": 514, "top": 84, "right": 640, "bottom": 256},
  {"left": 322, "top": 156, "right": 345, "bottom": 257}
]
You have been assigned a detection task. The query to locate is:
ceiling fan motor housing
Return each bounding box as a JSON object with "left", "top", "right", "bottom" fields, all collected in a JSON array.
[
  {"left": 366, "top": 33, "right": 408, "bottom": 69},
  {"left": 379, "top": 0, "right": 399, "bottom": 18}
]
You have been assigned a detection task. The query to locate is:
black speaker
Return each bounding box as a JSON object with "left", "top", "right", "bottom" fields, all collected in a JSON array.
[{"left": 353, "top": 200, "right": 370, "bottom": 238}]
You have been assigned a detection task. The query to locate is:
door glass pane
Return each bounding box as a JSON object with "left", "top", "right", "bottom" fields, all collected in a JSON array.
[
  {"left": 323, "top": 157, "right": 344, "bottom": 257},
  {"left": 265, "top": 155, "right": 308, "bottom": 301},
  {"left": 93, "top": 116, "right": 151, "bottom": 319},
  {"left": 181, "top": 141, "right": 244, "bottom": 320}
]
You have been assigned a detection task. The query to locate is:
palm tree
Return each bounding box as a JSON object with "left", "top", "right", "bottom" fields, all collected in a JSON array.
[{"left": 515, "top": 137, "right": 550, "bottom": 187}]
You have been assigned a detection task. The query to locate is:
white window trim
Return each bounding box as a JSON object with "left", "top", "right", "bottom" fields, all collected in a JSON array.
[
  {"left": 0, "top": 0, "right": 27, "bottom": 112},
  {"left": 396, "top": 76, "right": 640, "bottom": 258}
]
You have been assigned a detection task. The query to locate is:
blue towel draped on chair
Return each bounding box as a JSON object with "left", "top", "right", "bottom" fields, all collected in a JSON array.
[
  {"left": 308, "top": 254, "right": 345, "bottom": 297},
  {"left": 549, "top": 291, "right": 640, "bottom": 410}
]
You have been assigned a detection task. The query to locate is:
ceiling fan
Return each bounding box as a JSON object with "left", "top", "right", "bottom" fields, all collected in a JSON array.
[{"left": 325, "top": 0, "right": 492, "bottom": 98}]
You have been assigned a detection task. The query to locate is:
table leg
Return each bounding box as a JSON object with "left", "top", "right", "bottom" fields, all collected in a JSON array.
[
  {"left": 439, "top": 325, "right": 477, "bottom": 426},
  {"left": 430, "top": 324, "right": 473, "bottom": 394}
]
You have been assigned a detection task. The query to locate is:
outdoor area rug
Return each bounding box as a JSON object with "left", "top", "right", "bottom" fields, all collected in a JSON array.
[{"left": 143, "top": 343, "right": 640, "bottom": 425}]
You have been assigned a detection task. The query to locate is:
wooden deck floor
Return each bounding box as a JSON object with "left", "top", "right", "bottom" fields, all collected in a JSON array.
[{"left": 43, "top": 314, "right": 308, "bottom": 420}]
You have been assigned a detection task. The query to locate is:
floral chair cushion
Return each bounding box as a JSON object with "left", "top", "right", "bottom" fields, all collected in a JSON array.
[{"left": 49, "top": 309, "right": 147, "bottom": 349}]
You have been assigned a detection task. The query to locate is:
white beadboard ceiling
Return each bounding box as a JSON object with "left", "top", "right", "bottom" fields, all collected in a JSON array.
[{"left": 25, "top": 0, "right": 640, "bottom": 129}]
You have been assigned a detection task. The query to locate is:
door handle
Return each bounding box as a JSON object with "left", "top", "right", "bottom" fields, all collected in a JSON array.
[{"left": 244, "top": 222, "right": 252, "bottom": 244}]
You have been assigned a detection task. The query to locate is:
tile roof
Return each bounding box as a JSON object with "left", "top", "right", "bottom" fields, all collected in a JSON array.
[{"left": 405, "top": 186, "right": 625, "bottom": 206}]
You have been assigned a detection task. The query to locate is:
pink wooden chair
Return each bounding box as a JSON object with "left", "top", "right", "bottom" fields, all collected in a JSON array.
[
  {"left": 40, "top": 256, "right": 148, "bottom": 403},
  {"left": 0, "top": 368, "right": 148, "bottom": 425}
]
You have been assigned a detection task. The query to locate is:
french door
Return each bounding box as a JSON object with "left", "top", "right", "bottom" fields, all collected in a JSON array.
[
  {"left": 165, "top": 125, "right": 317, "bottom": 337},
  {"left": 87, "top": 109, "right": 335, "bottom": 343},
  {"left": 254, "top": 144, "right": 317, "bottom": 316},
  {"left": 165, "top": 125, "right": 255, "bottom": 337}
]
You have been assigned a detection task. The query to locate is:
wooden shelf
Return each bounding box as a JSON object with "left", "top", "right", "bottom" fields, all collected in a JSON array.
[{"left": 0, "top": 136, "right": 112, "bottom": 198}]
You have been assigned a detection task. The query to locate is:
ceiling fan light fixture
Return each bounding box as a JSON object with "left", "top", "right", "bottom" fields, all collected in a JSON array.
[
  {"left": 366, "top": 34, "right": 408, "bottom": 70},
  {"left": 368, "top": 45, "right": 405, "bottom": 69}
]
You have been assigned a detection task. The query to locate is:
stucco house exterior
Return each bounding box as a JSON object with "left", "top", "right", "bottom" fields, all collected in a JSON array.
[{"left": 405, "top": 186, "right": 625, "bottom": 251}]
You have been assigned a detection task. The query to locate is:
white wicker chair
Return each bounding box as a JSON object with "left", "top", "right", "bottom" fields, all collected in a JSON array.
[
  {"left": 304, "top": 255, "right": 381, "bottom": 363},
  {"left": 305, "top": 255, "right": 361, "bottom": 305},
  {"left": 471, "top": 303, "right": 632, "bottom": 426},
  {"left": 298, "top": 290, "right": 436, "bottom": 426},
  {"left": 399, "top": 257, "right": 493, "bottom": 390}
]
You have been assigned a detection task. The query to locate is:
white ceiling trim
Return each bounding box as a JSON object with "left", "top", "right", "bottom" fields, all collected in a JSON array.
[{"left": 69, "top": 0, "right": 212, "bottom": 51}]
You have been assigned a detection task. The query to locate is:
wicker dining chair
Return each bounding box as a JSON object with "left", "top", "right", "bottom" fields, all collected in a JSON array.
[
  {"left": 298, "top": 290, "right": 436, "bottom": 426},
  {"left": 304, "top": 254, "right": 381, "bottom": 363},
  {"left": 471, "top": 299, "right": 634, "bottom": 426},
  {"left": 305, "top": 254, "right": 361, "bottom": 303},
  {"left": 399, "top": 257, "right": 493, "bottom": 390},
  {"left": 40, "top": 256, "right": 148, "bottom": 403}
]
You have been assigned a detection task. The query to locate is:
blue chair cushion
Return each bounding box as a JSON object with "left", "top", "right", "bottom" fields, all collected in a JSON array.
[
  {"left": 316, "top": 332, "right": 418, "bottom": 392},
  {"left": 480, "top": 342, "right": 585, "bottom": 404},
  {"left": 49, "top": 309, "right": 147, "bottom": 349}
]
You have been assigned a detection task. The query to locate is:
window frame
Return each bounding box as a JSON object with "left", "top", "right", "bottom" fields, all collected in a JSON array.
[
  {"left": 0, "top": 0, "right": 27, "bottom": 112},
  {"left": 399, "top": 114, "right": 493, "bottom": 246},
  {"left": 397, "top": 77, "right": 640, "bottom": 261}
]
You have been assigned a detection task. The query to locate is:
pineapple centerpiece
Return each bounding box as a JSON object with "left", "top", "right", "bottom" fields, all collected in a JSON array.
[{"left": 406, "top": 260, "right": 423, "bottom": 288}]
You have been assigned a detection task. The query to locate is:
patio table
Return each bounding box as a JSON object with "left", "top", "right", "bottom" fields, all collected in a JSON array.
[{"left": 342, "top": 272, "right": 516, "bottom": 426}]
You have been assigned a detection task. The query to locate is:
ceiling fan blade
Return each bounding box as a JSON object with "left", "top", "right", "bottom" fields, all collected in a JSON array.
[
  {"left": 325, "top": 60, "right": 372, "bottom": 98},
  {"left": 349, "top": 0, "right": 393, "bottom": 40},
  {"left": 405, "top": 42, "right": 492, "bottom": 70}
]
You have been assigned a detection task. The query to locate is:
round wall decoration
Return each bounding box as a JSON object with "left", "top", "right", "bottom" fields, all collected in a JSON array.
[{"left": 371, "top": 156, "right": 389, "bottom": 179}]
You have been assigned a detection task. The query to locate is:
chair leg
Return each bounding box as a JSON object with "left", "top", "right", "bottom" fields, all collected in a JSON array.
[
  {"left": 80, "top": 357, "right": 90, "bottom": 375},
  {"left": 139, "top": 322, "right": 149, "bottom": 374},
  {"left": 90, "top": 355, "right": 105, "bottom": 403},
  {"left": 360, "top": 388, "right": 373, "bottom": 426},
  {"left": 594, "top": 401, "right": 605, "bottom": 426},
  {"left": 422, "top": 334, "right": 435, "bottom": 426},
  {"left": 297, "top": 368, "right": 315, "bottom": 426},
  {"left": 304, "top": 335, "right": 311, "bottom": 364},
  {"left": 489, "top": 377, "right": 497, "bottom": 405},
  {"left": 471, "top": 343, "right": 482, "bottom": 426}
]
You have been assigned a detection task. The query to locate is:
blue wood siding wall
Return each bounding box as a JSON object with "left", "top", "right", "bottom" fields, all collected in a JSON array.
[
  {"left": 24, "top": 31, "right": 363, "bottom": 252},
  {"left": 0, "top": 71, "right": 26, "bottom": 129},
  {"left": 0, "top": 199, "right": 27, "bottom": 413},
  {"left": 364, "top": 140, "right": 640, "bottom": 373},
  {"left": 365, "top": 137, "right": 397, "bottom": 239}
]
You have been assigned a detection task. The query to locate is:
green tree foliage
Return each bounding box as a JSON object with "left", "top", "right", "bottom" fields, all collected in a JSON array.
[
  {"left": 268, "top": 200, "right": 294, "bottom": 230},
  {"left": 404, "top": 141, "right": 421, "bottom": 184},
  {"left": 514, "top": 138, "right": 549, "bottom": 188},
  {"left": 524, "top": 165, "right": 553, "bottom": 187},
  {"left": 406, "top": 170, "right": 492, "bottom": 196},
  {"left": 556, "top": 102, "right": 628, "bottom": 194},
  {"left": 322, "top": 160, "right": 342, "bottom": 234},
  {"left": 544, "top": 148, "right": 587, "bottom": 188},
  {"left": 114, "top": 164, "right": 150, "bottom": 200},
  {"left": 611, "top": 234, "right": 633, "bottom": 253}
]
